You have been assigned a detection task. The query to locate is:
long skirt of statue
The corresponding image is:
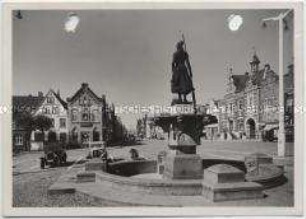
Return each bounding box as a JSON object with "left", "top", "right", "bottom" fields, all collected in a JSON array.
[{"left": 171, "top": 64, "right": 193, "bottom": 95}]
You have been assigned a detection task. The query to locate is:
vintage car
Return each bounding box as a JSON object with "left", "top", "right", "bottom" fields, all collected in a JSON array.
[
  {"left": 40, "top": 144, "right": 67, "bottom": 169},
  {"left": 263, "top": 128, "right": 278, "bottom": 142}
]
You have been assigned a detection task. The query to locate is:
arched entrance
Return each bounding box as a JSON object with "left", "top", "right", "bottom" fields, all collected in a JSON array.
[
  {"left": 93, "top": 127, "right": 100, "bottom": 141},
  {"left": 246, "top": 118, "right": 256, "bottom": 139}
]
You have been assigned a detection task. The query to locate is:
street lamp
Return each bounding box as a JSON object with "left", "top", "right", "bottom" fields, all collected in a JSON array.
[{"left": 261, "top": 9, "right": 292, "bottom": 157}]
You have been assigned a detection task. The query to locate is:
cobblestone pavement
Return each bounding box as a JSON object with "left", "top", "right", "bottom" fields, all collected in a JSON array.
[{"left": 12, "top": 140, "right": 294, "bottom": 207}]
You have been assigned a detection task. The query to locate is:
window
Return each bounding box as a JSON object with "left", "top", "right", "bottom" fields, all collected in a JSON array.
[
  {"left": 238, "top": 100, "right": 243, "bottom": 110},
  {"left": 92, "top": 110, "right": 98, "bottom": 122},
  {"left": 82, "top": 113, "right": 89, "bottom": 121},
  {"left": 82, "top": 108, "right": 90, "bottom": 121},
  {"left": 60, "top": 118, "right": 66, "bottom": 128},
  {"left": 51, "top": 118, "right": 55, "bottom": 127},
  {"left": 71, "top": 130, "right": 78, "bottom": 142},
  {"left": 48, "top": 131, "right": 57, "bottom": 142},
  {"left": 79, "top": 96, "right": 91, "bottom": 106},
  {"left": 231, "top": 103, "right": 235, "bottom": 113},
  {"left": 52, "top": 107, "right": 58, "bottom": 114},
  {"left": 71, "top": 110, "right": 78, "bottom": 121},
  {"left": 47, "top": 97, "right": 54, "bottom": 104},
  {"left": 34, "top": 132, "right": 44, "bottom": 141},
  {"left": 43, "top": 107, "right": 48, "bottom": 114},
  {"left": 93, "top": 130, "right": 100, "bottom": 141},
  {"left": 59, "top": 133, "right": 67, "bottom": 142},
  {"left": 15, "top": 134, "right": 23, "bottom": 145}
]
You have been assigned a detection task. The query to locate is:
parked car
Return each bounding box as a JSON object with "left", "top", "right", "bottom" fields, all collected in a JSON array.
[
  {"left": 40, "top": 144, "right": 67, "bottom": 169},
  {"left": 263, "top": 128, "right": 278, "bottom": 142}
]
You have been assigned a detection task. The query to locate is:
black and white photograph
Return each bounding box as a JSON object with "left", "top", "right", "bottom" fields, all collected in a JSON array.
[{"left": 1, "top": 0, "right": 304, "bottom": 217}]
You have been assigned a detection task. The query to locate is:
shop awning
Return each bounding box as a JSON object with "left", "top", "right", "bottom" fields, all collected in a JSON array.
[{"left": 264, "top": 124, "right": 279, "bottom": 131}]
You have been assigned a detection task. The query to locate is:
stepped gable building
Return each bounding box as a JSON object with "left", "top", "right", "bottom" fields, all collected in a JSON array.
[
  {"left": 66, "top": 83, "right": 105, "bottom": 144},
  {"left": 32, "top": 89, "right": 68, "bottom": 145},
  {"left": 206, "top": 51, "right": 290, "bottom": 140}
]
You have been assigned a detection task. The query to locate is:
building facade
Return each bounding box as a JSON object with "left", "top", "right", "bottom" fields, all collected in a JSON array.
[
  {"left": 136, "top": 115, "right": 165, "bottom": 140},
  {"left": 32, "top": 89, "right": 68, "bottom": 145},
  {"left": 205, "top": 52, "right": 294, "bottom": 141},
  {"left": 66, "top": 83, "right": 105, "bottom": 145},
  {"left": 13, "top": 83, "right": 127, "bottom": 151}
]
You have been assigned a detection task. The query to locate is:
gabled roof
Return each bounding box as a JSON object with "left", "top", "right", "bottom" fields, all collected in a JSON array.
[
  {"left": 66, "top": 83, "right": 103, "bottom": 104},
  {"left": 13, "top": 95, "right": 44, "bottom": 114},
  {"left": 50, "top": 90, "right": 68, "bottom": 109},
  {"left": 231, "top": 74, "right": 249, "bottom": 93},
  {"left": 35, "top": 89, "right": 68, "bottom": 111},
  {"left": 251, "top": 68, "right": 278, "bottom": 85}
]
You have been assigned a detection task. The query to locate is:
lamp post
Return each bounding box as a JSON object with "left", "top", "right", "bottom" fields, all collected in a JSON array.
[{"left": 261, "top": 10, "right": 292, "bottom": 157}]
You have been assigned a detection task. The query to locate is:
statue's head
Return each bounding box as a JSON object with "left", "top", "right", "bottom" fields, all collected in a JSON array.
[{"left": 176, "top": 41, "right": 184, "bottom": 50}]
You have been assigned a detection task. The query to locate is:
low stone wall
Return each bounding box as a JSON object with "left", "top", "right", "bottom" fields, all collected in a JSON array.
[
  {"left": 96, "top": 170, "right": 203, "bottom": 196},
  {"left": 107, "top": 159, "right": 157, "bottom": 176}
]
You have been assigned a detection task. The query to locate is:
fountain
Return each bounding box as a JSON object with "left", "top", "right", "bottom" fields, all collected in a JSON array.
[{"left": 48, "top": 39, "right": 285, "bottom": 206}]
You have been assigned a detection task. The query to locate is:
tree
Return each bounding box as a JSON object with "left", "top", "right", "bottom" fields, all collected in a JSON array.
[
  {"left": 33, "top": 114, "right": 53, "bottom": 134},
  {"left": 13, "top": 112, "right": 35, "bottom": 151},
  {"left": 13, "top": 113, "right": 53, "bottom": 150}
]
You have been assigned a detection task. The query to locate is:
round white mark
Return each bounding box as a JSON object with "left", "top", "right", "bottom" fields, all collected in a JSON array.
[
  {"left": 228, "top": 14, "right": 243, "bottom": 32},
  {"left": 64, "top": 13, "right": 80, "bottom": 33}
]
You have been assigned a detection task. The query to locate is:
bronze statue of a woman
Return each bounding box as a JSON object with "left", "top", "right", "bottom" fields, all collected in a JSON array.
[{"left": 171, "top": 40, "right": 194, "bottom": 105}]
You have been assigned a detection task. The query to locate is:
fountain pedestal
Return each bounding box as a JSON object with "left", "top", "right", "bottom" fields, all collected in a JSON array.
[
  {"left": 163, "top": 150, "right": 203, "bottom": 179},
  {"left": 154, "top": 104, "right": 205, "bottom": 180}
]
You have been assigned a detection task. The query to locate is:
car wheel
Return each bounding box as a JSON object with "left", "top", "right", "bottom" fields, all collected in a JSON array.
[
  {"left": 53, "top": 157, "right": 60, "bottom": 166},
  {"left": 40, "top": 158, "right": 45, "bottom": 169},
  {"left": 62, "top": 154, "right": 67, "bottom": 163}
]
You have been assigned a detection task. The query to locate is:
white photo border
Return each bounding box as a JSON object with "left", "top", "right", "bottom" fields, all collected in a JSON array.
[{"left": 1, "top": 0, "right": 304, "bottom": 217}]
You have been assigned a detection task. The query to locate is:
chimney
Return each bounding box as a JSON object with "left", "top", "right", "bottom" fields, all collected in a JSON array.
[
  {"left": 101, "top": 94, "right": 106, "bottom": 106},
  {"left": 81, "top": 82, "right": 88, "bottom": 88},
  {"left": 57, "top": 89, "right": 60, "bottom": 97},
  {"left": 38, "top": 91, "right": 43, "bottom": 97}
]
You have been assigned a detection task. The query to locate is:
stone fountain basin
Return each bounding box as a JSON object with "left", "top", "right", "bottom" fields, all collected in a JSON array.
[
  {"left": 80, "top": 158, "right": 283, "bottom": 196},
  {"left": 47, "top": 157, "right": 286, "bottom": 205}
]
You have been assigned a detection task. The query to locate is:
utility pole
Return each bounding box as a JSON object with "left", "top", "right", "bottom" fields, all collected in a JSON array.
[{"left": 261, "top": 10, "right": 292, "bottom": 157}]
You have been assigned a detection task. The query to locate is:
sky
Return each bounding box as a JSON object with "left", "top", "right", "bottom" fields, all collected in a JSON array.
[{"left": 13, "top": 9, "right": 293, "bottom": 130}]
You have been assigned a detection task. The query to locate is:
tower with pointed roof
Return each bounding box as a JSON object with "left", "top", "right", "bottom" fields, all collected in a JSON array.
[{"left": 250, "top": 50, "right": 260, "bottom": 77}]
